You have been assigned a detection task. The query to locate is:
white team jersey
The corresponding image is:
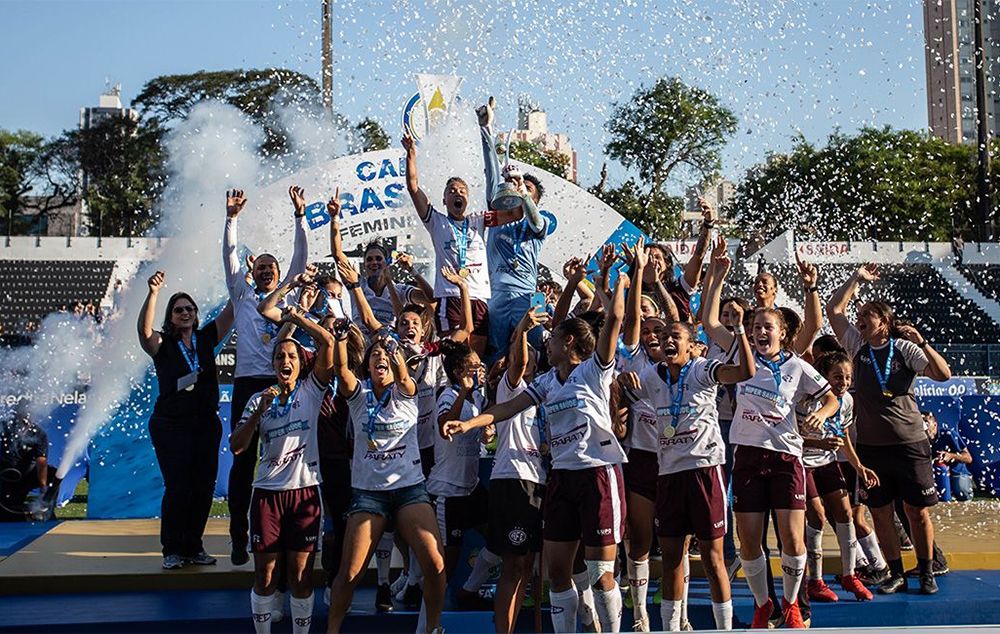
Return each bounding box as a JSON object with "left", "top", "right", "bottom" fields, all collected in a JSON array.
[
  {"left": 619, "top": 345, "right": 659, "bottom": 453},
  {"left": 708, "top": 339, "right": 739, "bottom": 422},
  {"left": 799, "top": 391, "right": 854, "bottom": 468},
  {"left": 837, "top": 393, "right": 858, "bottom": 463},
  {"left": 244, "top": 373, "right": 326, "bottom": 491},
  {"left": 413, "top": 353, "right": 446, "bottom": 449},
  {"left": 626, "top": 358, "right": 726, "bottom": 475},
  {"left": 491, "top": 371, "right": 547, "bottom": 485},
  {"left": 423, "top": 206, "right": 491, "bottom": 301},
  {"left": 526, "top": 355, "right": 627, "bottom": 471},
  {"left": 731, "top": 353, "right": 831, "bottom": 457},
  {"left": 345, "top": 381, "right": 423, "bottom": 491},
  {"left": 355, "top": 278, "right": 415, "bottom": 328},
  {"left": 428, "top": 386, "right": 487, "bottom": 497},
  {"left": 232, "top": 287, "right": 292, "bottom": 378}
]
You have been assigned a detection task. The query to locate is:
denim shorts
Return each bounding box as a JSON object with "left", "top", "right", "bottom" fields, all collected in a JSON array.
[{"left": 347, "top": 482, "right": 431, "bottom": 519}]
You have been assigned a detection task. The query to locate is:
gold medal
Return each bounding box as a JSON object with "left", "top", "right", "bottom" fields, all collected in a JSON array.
[
  {"left": 459, "top": 267, "right": 471, "bottom": 278},
  {"left": 883, "top": 391, "right": 893, "bottom": 399},
  {"left": 367, "top": 438, "right": 377, "bottom": 451},
  {"left": 539, "top": 442, "right": 550, "bottom": 456},
  {"left": 261, "top": 333, "right": 271, "bottom": 344},
  {"left": 510, "top": 259, "right": 519, "bottom": 271},
  {"left": 662, "top": 425, "right": 676, "bottom": 439}
]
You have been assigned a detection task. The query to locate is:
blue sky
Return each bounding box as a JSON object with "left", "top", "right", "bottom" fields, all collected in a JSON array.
[{"left": 0, "top": 0, "right": 928, "bottom": 192}]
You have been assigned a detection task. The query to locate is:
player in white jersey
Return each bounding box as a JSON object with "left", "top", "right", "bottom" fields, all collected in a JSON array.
[
  {"left": 620, "top": 287, "right": 754, "bottom": 631},
  {"left": 799, "top": 350, "right": 879, "bottom": 604},
  {"left": 444, "top": 250, "right": 628, "bottom": 634},
  {"left": 325, "top": 328, "right": 446, "bottom": 634},
  {"left": 229, "top": 307, "right": 332, "bottom": 634},
  {"left": 730, "top": 306, "right": 839, "bottom": 630},
  {"left": 488, "top": 306, "right": 549, "bottom": 633},
  {"left": 618, "top": 242, "right": 668, "bottom": 631},
  {"left": 223, "top": 187, "right": 308, "bottom": 566}
]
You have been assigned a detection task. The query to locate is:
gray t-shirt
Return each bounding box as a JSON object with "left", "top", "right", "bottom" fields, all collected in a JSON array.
[{"left": 842, "top": 325, "right": 929, "bottom": 446}]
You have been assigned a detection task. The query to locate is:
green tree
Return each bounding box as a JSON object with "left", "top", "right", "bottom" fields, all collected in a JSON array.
[
  {"left": 0, "top": 129, "right": 79, "bottom": 235},
  {"left": 68, "top": 114, "right": 166, "bottom": 237},
  {"left": 354, "top": 117, "right": 390, "bottom": 152},
  {"left": 504, "top": 140, "right": 573, "bottom": 181},
  {"left": 729, "top": 126, "right": 980, "bottom": 241},
  {"left": 589, "top": 178, "right": 684, "bottom": 239}
]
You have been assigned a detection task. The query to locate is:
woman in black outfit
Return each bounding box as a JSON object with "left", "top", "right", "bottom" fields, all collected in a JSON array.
[{"left": 138, "top": 270, "right": 234, "bottom": 569}]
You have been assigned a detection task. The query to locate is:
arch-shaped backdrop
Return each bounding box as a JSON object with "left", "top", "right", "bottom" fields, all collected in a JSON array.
[{"left": 87, "top": 148, "right": 646, "bottom": 518}]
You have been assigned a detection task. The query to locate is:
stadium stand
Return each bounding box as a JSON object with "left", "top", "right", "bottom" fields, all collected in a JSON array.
[
  {"left": 959, "top": 264, "right": 1000, "bottom": 303},
  {"left": 0, "top": 260, "right": 116, "bottom": 335}
]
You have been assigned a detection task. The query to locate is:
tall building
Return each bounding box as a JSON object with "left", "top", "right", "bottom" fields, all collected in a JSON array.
[
  {"left": 500, "top": 96, "right": 578, "bottom": 182},
  {"left": 683, "top": 175, "right": 735, "bottom": 236},
  {"left": 924, "top": 0, "right": 1000, "bottom": 143}
]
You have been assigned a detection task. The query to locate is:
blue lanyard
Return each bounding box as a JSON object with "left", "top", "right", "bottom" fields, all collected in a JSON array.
[
  {"left": 868, "top": 340, "right": 895, "bottom": 397},
  {"left": 755, "top": 351, "right": 786, "bottom": 392},
  {"left": 269, "top": 382, "right": 299, "bottom": 418},
  {"left": 535, "top": 400, "right": 547, "bottom": 445},
  {"left": 255, "top": 290, "right": 279, "bottom": 337},
  {"left": 365, "top": 379, "right": 393, "bottom": 447},
  {"left": 668, "top": 360, "right": 693, "bottom": 425},
  {"left": 448, "top": 217, "right": 469, "bottom": 269},
  {"left": 824, "top": 397, "right": 845, "bottom": 437},
  {"left": 177, "top": 332, "right": 199, "bottom": 373}
]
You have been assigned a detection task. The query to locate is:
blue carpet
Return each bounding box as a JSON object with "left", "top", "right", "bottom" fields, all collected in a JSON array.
[
  {"left": 1, "top": 571, "right": 998, "bottom": 632},
  {"left": 0, "top": 521, "right": 58, "bottom": 556}
]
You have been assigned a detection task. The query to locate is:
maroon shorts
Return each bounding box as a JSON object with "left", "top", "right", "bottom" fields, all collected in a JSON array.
[
  {"left": 731, "top": 445, "right": 806, "bottom": 512},
  {"left": 623, "top": 448, "right": 658, "bottom": 502},
  {"left": 544, "top": 465, "right": 626, "bottom": 547},
  {"left": 250, "top": 485, "right": 322, "bottom": 553},
  {"left": 839, "top": 461, "right": 865, "bottom": 506},
  {"left": 437, "top": 296, "right": 489, "bottom": 338},
  {"left": 805, "top": 461, "right": 848, "bottom": 500},
  {"left": 655, "top": 465, "right": 728, "bottom": 540}
]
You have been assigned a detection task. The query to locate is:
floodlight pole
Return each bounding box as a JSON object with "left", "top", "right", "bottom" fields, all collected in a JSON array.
[
  {"left": 322, "top": 0, "right": 333, "bottom": 114},
  {"left": 974, "top": 0, "right": 992, "bottom": 240}
]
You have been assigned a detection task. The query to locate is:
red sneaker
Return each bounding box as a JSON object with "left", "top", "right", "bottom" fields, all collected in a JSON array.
[
  {"left": 782, "top": 598, "right": 807, "bottom": 629},
  {"left": 807, "top": 578, "right": 839, "bottom": 602},
  {"left": 750, "top": 598, "right": 773, "bottom": 629},
  {"left": 842, "top": 574, "right": 874, "bottom": 601}
]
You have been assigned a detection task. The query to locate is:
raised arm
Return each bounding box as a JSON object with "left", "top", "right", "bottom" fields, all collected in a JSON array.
[
  {"left": 337, "top": 259, "right": 385, "bottom": 334},
  {"left": 331, "top": 321, "right": 359, "bottom": 396},
  {"left": 479, "top": 104, "right": 501, "bottom": 209},
  {"left": 284, "top": 186, "right": 309, "bottom": 284},
  {"left": 682, "top": 197, "right": 714, "bottom": 290},
  {"left": 258, "top": 265, "right": 316, "bottom": 323},
  {"left": 402, "top": 133, "right": 431, "bottom": 221},
  {"left": 230, "top": 386, "right": 278, "bottom": 455},
  {"left": 596, "top": 270, "right": 627, "bottom": 367},
  {"left": 702, "top": 237, "right": 735, "bottom": 350},
  {"left": 385, "top": 336, "right": 417, "bottom": 396},
  {"left": 552, "top": 257, "right": 587, "bottom": 327},
  {"left": 714, "top": 302, "right": 755, "bottom": 384},
  {"left": 212, "top": 299, "right": 236, "bottom": 337},
  {"left": 284, "top": 306, "right": 334, "bottom": 385},
  {"left": 328, "top": 188, "right": 345, "bottom": 260},
  {"left": 507, "top": 306, "right": 549, "bottom": 386},
  {"left": 794, "top": 252, "right": 821, "bottom": 355},
  {"left": 826, "top": 263, "right": 878, "bottom": 343},
  {"left": 896, "top": 324, "right": 953, "bottom": 382},
  {"left": 395, "top": 252, "right": 433, "bottom": 306},
  {"left": 440, "top": 265, "right": 473, "bottom": 340},
  {"left": 623, "top": 236, "right": 648, "bottom": 349},
  {"left": 223, "top": 189, "right": 248, "bottom": 298},
  {"left": 137, "top": 270, "right": 165, "bottom": 357},
  {"left": 441, "top": 391, "right": 535, "bottom": 438}
]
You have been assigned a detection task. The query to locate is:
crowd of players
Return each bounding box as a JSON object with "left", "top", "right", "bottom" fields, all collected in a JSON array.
[{"left": 136, "top": 99, "right": 955, "bottom": 633}]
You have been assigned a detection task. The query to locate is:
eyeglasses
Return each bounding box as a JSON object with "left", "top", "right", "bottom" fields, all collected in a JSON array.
[{"left": 172, "top": 306, "right": 196, "bottom": 314}]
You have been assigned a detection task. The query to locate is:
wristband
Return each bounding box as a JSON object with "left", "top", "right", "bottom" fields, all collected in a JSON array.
[
  {"left": 917, "top": 340, "right": 929, "bottom": 348},
  {"left": 294, "top": 211, "right": 305, "bottom": 218},
  {"left": 732, "top": 326, "right": 745, "bottom": 336},
  {"left": 805, "top": 286, "right": 818, "bottom": 293},
  {"left": 344, "top": 281, "right": 360, "bottom": 290}
]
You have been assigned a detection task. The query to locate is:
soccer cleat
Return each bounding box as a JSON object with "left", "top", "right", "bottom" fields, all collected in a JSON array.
[
  {"left": 376, "top": 583, "right": 394, "bottom": 612},
  {"left": 781, "top": 598, "right": 807, "bottom": 629},
  {"left": 807, "top": 578, "right": 839, "bottom": 602},
  {"left": 860, "top": 565, "right": 891, "bottom": 586},
  {"left": 181, "top": 550, "right": 217, "bottom": 566},
  {"left": 399, "top": 582, "right": 423, "bottom": 609},
  {"left": 750, "top": 598, "right": 773, "bottom": 629},
  {"left": 841, "top": 574, "right": 874, "bottom": 601},
  {"left": 905, "top": 560, "right": 950, "bottom": 577},
  {"left": 632, "top": 616, "right": 650, "bottom": 632},
  {"left": 161, "top": 554, "right": 184, "bottom": 570},
  {"left": 680, "top": 618, "right": 693, "bottom": 631},
  {"left": 877, "top": 574, "right": 908, "bottom": 595},
  {"left": 919, "top": 573, "right": 939, "bottom": 595}
]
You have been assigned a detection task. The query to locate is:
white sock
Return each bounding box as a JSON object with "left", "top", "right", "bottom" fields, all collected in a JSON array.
[
  {"left": 806, "top": 524, "right": 824, "bottom": 580},
  {"left": 376, "top": 531, "right": 394, "bottom": 585},
  {"left": 270, "top": 590, "right": 284, "bottom": 621},
  {"left": 781, "top": 552, "right": 808, "bottom": 604},
  {"left": 549, "top": 587, "right": 580, "bottom": 633},
  {"left": 290, "top": 593, "right": 313, "bottom": 634},
  {"left": 680, "top": 553, "right": 690, "bottom": 623},
  {"left": 250, "top": 590, "right": 273, "bottom": 634},
  {"left": 573, "top": 571, "right": 596, "bottom": 627},
  {"left": 593, "top": 586, "right": 623, "bottom": 633},
  {"left": 627, "top": 558, "right": 650, "bottom": 621},
  {"left": 462, "top": 547, "right": 501, "bottom": 593},
  {"left": 858, "top": 530, "right": 887, "bottom": 570},
  {"left": 741, "top": 554, "right": 770, "bottom": 607},
  {"left": 712, "top": 600, "right": 733, "bottom": 630},
  {"left": 834, "top": 521, "right": 858, "bottom": 576},
  {"left": 661, "top": 599, "right": 683, "bottom": 631}
]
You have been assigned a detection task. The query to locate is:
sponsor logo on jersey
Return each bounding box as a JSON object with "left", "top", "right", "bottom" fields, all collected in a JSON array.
[
  {"left": 364, "top": 444, "right": 408, "bottom": 461},
  {"left": 263, "top": 419, "right": 311, "bottom": 442},
  {"left": 550, "top": 423, "right": 588, "bottom": 448},
  {"left": 545, "top": 398, "right": 585, "bottom": 416},
  {"left": 268, "top": 443, "right": 307, "bottom": 469},
  {"left": 508, "top": 527, "right": 528, "bottom": 546},
  {"left": 739, "top": 384, "right": 788, "bottom": 408}
]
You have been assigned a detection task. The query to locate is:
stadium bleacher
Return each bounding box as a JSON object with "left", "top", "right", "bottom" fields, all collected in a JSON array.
[
  {"left": 0, "top": 260, "right": 116, "bottom": 335},
  {"left": 959, "top": 264, "right": 1000, "bottom": 303}
]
